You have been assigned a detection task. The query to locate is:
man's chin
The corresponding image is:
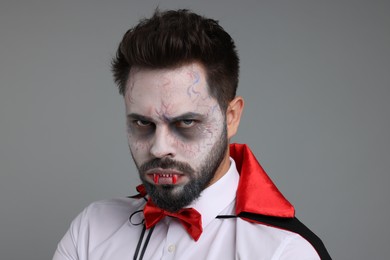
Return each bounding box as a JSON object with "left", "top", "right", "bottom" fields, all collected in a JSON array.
[
  {"left": 153, "top": 183, "right": 186, "bottom": 197},
  {"left": 142, "top": 182, "right": 192, "bottom": 210},
  {"left": 143, "top": 180, "right": 184, "bottom": 195}
]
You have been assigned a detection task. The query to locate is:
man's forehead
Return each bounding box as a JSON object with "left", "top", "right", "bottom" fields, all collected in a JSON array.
[
  {"left": 125, "top": 63, "right": 208, "bottom": 95},
  {"left": 123, "top": 63, "right": 221, "bottom": 120}
]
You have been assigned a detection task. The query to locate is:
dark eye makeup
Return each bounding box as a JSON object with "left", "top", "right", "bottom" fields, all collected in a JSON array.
[{"left": 127, "top": 112, "right": 210, "bottom": 141}]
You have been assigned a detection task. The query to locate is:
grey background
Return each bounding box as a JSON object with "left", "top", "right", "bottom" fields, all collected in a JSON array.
[{"left": 0, "top": 1, "right": 389, "bottom": 259}]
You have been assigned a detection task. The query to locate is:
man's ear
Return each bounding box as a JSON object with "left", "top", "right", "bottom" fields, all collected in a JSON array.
[{"left": 226, "top": 96, "right": 244, "bottom": 139}]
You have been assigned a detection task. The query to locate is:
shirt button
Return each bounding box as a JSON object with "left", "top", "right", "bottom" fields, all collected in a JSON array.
[{"left": 168, "top": 244, "right": 176, "bottom": 253}]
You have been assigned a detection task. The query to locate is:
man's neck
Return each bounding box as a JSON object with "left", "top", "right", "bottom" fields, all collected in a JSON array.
[{"left": 206, "top": 150, "right": 231, "bottom": 187}]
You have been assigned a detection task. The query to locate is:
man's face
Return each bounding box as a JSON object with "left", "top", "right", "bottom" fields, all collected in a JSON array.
[{"left": 124, "top": 62, "right": 229, "bottom": 212}]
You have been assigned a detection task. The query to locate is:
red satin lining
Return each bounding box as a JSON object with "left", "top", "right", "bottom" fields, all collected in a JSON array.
[{"left": 230, "top": 143, "right": 295, "bottom": 218}]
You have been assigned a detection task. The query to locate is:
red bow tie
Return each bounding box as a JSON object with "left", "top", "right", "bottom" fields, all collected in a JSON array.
[{"left": 143, "top": 198, "right": 203, "bottom": 241}]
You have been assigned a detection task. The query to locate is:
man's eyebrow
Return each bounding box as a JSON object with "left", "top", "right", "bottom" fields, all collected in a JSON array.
[
  {"left": 127, "top": 113, "right": 153, "bottom": 122},
  {"left": 166, "top": 112, "right": 205, "bottom": 122},
  {"left": 126, "top": 112, "right": 205, "bottom": 123}
]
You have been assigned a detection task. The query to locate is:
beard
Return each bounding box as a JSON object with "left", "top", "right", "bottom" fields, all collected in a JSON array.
[{"left": 135, "top": 127, "right": 228, "bottom": 212}]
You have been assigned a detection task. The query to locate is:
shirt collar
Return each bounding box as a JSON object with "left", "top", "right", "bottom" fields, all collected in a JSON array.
[{"left": 188, "top": 158, "right": 239, "bottom": 229}]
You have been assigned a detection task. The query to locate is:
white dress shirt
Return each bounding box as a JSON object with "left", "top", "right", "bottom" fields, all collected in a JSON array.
[{"left": 53, "top": 159, "right": 319, "bottom": 260}]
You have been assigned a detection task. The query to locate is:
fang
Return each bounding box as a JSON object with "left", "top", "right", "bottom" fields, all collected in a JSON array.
[{"left": 153, "top": 174, "right": 159, "bottom": 184}]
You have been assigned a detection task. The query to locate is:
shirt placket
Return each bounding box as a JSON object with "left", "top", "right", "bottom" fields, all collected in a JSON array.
[{"left": 161, "top": 218, "right": 187, "bottom": 260}]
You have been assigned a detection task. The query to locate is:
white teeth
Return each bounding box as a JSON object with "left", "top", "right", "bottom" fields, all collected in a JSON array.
[{"left": 153, "top": 173, "right": 173, "bottom": 178}]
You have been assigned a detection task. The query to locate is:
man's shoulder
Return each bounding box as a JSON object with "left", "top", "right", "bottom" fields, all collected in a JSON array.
[
  {"left": 77, "top": 197, "right": 146, "bottom": 224},
  {"left": 87, "top": 197, "right": 144, "bottom": 209},
  {"left": 237, "top": 217, "right": 305, "bottom": 242},
  {"left": 236, "top": 219, "right": 321, "bottom": 259}
]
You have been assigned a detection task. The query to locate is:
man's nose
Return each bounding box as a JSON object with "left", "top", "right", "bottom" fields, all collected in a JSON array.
[{"left": 149, "top": 126, "right": 176, "bottom": 158}]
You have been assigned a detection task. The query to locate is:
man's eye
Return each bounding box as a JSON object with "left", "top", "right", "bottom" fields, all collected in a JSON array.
[
  {"left": 135, "top": 120, "right": 152, "bottom": 127},
  {"left": 176, "top": 120, "right": 195, "bottom": 128}
]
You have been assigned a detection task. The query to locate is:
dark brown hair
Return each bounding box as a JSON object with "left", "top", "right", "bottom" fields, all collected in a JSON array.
[{"left": 111, "top": 9, "right": 239, "bottom": 111}]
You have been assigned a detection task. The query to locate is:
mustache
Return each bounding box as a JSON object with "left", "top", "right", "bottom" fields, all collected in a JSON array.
[{"left": 139, "top": 158, "right": 195, "bottom": 174}]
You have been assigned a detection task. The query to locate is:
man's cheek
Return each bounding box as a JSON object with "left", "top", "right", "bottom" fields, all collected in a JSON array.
[{"left": 128, "top": 137, "right": 151, "bottom": 159}]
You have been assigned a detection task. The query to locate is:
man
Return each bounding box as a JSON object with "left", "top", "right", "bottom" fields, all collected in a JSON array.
[{"left": 53, "top": 9, "right": 331, "bottom": 260}]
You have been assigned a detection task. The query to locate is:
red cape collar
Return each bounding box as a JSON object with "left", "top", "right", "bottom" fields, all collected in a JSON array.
[
  {"left": 230, "top": 143, "right": 295, "bottom": 218},
  {"left": 134, "top": 143, "right": 295, "bottom": 218}
]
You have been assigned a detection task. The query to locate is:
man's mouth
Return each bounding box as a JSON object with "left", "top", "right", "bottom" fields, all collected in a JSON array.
[
  {"left": 147, "top": 171, "right": 183, "bottom": 185},
  {"left": 153, "top": 173, "right": 178, "bottom": 184}
]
